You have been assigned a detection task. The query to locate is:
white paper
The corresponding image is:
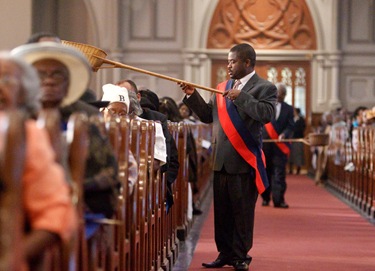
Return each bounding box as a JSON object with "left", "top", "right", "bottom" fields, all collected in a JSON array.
[
  {"left": 154, "top": 122, "right": 167, "bottom": 164},
  {"left": 201, "top": 139, "right": 211, "bottom": 149}
]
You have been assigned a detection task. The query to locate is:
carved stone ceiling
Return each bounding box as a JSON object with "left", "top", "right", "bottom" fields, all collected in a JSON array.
[{"left": 207, "top": 0, "right": 317, "bottom": 50}]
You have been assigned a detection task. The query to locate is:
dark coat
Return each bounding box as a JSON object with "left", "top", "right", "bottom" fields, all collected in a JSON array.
[{"left": 262, "top": 101, "right": 295, "bottom": 156}]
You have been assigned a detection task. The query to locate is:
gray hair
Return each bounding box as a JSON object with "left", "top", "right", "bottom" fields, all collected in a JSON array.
[
  {"left": 0, "top": 51, "right": 41, "bottom": 117},
  {"left": 128, "top": 90, "right": 143, "bottom": 116},
  {"left": 275, "top": 82, "right": 287, "bottom": 93}
]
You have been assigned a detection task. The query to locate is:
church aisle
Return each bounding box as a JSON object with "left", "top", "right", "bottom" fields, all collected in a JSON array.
[{"left": 180, "top": 174, "right": 375, "bottom": 271}]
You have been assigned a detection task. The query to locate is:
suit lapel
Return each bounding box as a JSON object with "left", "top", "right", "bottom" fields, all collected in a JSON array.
[{"left": 241, "top": 73, "right": 259, "bottom": 92}]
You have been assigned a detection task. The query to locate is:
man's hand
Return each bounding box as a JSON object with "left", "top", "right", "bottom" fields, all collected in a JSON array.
[
  {"left": 223, "top": 88, "right": 241, "bottom": 101},
  {"left": 178, "top": 82, "right": 195, "bottom": 95},
  {"left": 153, "top": 159, "right": 161, "bottom": 173}
]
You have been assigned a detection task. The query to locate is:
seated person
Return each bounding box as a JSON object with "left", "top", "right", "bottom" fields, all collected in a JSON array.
[
  {"left": 12, "top": 42, "right": 119, "bottom": 238},
  {"left": 100, "top": 83, "right": 168, "bottom": 168},
  {"left": 98, "top": 83, "right": 138, "bottom": 195},
  {"left": 0, "top": 52, "right": 77, "bottom": 269}
]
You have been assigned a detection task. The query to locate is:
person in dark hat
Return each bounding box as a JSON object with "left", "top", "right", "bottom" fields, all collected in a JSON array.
[{"left": 139, "top": 88, "right": 160, "bottom": 111}]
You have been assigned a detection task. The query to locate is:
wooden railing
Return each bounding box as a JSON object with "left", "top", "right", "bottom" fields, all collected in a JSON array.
[
  {"left": 326, "top": 125, "right": 375, "bottom": 220},
  {"left": 1, "top": 110, "right": 213, "bottom": 271}
]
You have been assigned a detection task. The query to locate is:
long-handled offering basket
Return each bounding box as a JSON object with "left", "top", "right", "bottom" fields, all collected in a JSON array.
[
  {"left": 62, "top": 40, "right": 330, "bottom": 147},
  {"left": 62, "top": 40, "right": 222, "bottom": 94}
]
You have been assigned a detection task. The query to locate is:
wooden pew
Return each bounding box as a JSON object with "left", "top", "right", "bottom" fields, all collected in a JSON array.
[
  {"left": 343, "top": 135, "right": 353, "bottom": 201},
  {"left": 87, "top": 114, "right": 120, "bottom": 271},
  {"left": 176, "top": 122, "right": 189, "bottom": 241},
  {"left": 146, "top": 120, "right": 157, "bottom": 271},
  {"left": 166, "top": 121, "right": 180, "bottom": 268},
  {"left": 103, "top": 115, "right": 121, "bottom": 271},
  {"left": 35, "top": 109, "right": 72, "bottom": 271},
  {"left": 0, "top": 111, "right": 26, "bottom": 271},
  {"left": 130, "top": 118, "right": 142, "bottom": 271},
  {"left": 364, "top": 128, "right": 374, "bottom": 215},
  {"left": 326, "top": 125, "right": 375, "bottom": 220},
  {"left": 188, "top": 123, "right": 213, "bottom": 211},
  {"left": 86, "top": 114, "right": 133, "bottom": 271},
  {"left": 67, "top": 112, "right": 89, "bottom": 271},
  {"left": 37, "top": 109, "right": 64, "bottom": 163},
  {"left": 138, "top": 120, "right": 150, "bottom": 271},
  {"left": 38, "top": 110, "right": 90, "bottom": 271},
  {"left": 31, "top": 113, "right": 214, "bottom": 270},
  {"left": 118, "top": 116, "right": 132, "bottom": 271}
]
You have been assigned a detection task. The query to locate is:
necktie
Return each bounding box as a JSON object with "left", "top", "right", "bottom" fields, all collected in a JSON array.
[{"left": 233, "top": 80, "right": 241, "bottom": 90}]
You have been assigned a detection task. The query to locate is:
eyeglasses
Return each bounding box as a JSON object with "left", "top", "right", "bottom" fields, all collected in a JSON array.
[
  {"left": 38, "top": 71, "right": 68, "bottom": 83},
  {"left": 106, "top": 108, "right": 128, "bottom": 117},
  {"left": 0, "top": 75, "right": 19, "bottom": 88}
]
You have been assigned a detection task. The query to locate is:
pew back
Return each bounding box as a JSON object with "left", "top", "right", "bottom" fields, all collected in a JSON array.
[{"left": 0, "top": 111, "right": 26, "bottom": 271}]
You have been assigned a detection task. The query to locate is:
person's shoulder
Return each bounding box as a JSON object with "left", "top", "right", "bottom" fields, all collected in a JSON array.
[
  {"left": 283, "top": 102, "right": 294, "bottom": 111},
  {"left": 141, "top": 108, "right": 167, "bottom": 122},
  {"left": 253, "top": 74, "right": 276, "bottom": 88},
  {"left": 76, "top": 100, "right": 100, "bottom": 114},
  {"left": 66, "top": 100, "right": 99, "bottom": 116}
]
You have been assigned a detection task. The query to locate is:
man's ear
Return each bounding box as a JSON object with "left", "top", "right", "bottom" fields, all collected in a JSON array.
[{"left": 246, "top": 59, "right": 252, "bottom": 67}]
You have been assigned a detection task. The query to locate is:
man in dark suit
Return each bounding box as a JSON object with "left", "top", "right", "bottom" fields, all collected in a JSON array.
[
  {"left": 262, "top": 83, "right": 295, "bottom": 208},
  {"left": 179, "top": 43, "right": 277, "bottom": 271}
]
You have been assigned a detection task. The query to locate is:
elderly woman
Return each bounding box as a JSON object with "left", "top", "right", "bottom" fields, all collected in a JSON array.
[{"left": 0, "top": 52, "right": 77, "bottom": 269}]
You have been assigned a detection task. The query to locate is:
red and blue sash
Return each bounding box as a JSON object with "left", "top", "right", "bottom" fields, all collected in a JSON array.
[
  {"left": 216, "top": 80, "right": 269, "bottom": 194},
  {"left": 264, "top": 122, "right": 291, "bottom": 156}
]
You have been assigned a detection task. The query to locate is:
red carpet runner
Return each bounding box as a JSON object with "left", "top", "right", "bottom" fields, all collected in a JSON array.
[{"left": 187, "top": 174, "right": 375, "bottom": 271}]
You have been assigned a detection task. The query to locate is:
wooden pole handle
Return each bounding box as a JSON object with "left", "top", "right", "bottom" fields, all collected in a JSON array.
[
  {"left": 263, "top": 133, "right": 329, "bottom": 147},
  {"left": 263, "top": 138, "right": 310, "bottom": 145},
  {"left": 94, "top": 56, "right": 223, "bottom": 94}
]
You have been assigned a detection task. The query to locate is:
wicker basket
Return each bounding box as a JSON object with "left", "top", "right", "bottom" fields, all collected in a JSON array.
[
  {"left": 364, "top": 108, "right": 375, "bottom": 120},
  {"left": 62, "top": 40, "right": 107, "bottom": 72},
  {"left": 308, "top": 133, "right": 329, "bottom": 146}
]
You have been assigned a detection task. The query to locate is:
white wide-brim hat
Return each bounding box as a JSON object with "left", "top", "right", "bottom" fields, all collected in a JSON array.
[{"left": 11, "top": 42, "right": 91, "bottom": 107}]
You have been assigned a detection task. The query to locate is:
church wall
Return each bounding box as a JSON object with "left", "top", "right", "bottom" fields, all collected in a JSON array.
[
  {"left": 339, "top": 0, "right": 375, "bottom": 111},
  {"left": 0, "top": 0, "right": 32, "bottom": 50}
]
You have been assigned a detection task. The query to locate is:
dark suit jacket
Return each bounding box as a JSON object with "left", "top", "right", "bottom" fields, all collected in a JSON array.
[
  {"left": 262, "top": 101, "right": 295, "bottom": 156},
  {"left": 293, "top": 116, "right": 306, "bottom": 139},
  {"left": 184, "top": 73, "right": 277, "bottom": 174}
]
